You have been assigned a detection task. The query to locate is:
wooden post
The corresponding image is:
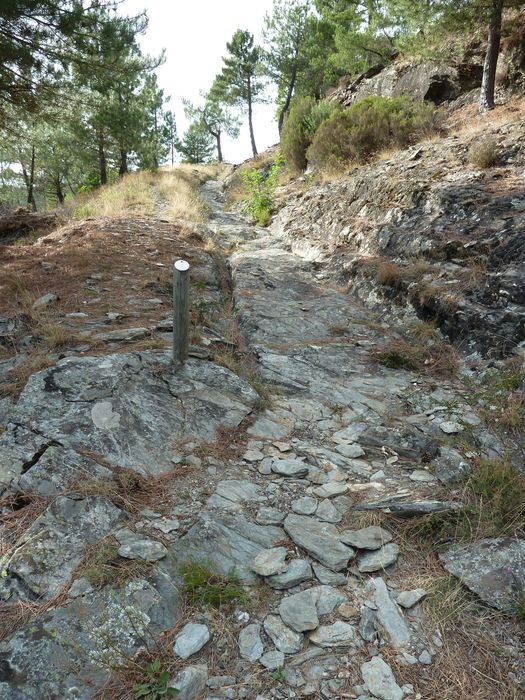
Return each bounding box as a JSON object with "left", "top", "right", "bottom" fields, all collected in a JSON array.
[{"left": 173, "top": 259, "right": 190, "bottom": 365}]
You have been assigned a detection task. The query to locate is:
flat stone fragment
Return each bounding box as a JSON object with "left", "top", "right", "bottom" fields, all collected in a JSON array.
[
  {"left": 359, "top": 500, "right": 461, "bottom": 517},
  {"left": 409, "top": 469, "right": 436, "bottom": 483},
  {"left": 96, "top": 327, "right": 150, "bottom": 342},
  {"left": 118, "top": 538, "right": 168, "bottom": 562},
  {"left": 439, "top": 538, "right": 525, "bottom": 611},
  {"left": 312, "top": 482, "right": 348, "bottom": 498},
  {"left": 266, "top": 559, "right": 313, "bottom": 589},
  {"left": 309, "top": 621, "right": 360, "bottom": 648},
  {"left": 291, "top": 496, "right": 318, "bottom": 515},
  {"left": 263, "top": 614, "right": 304, "bottom": 654},
  {"left": 316, "top": 499, "right": 342, "bottom": 523},
  {"left": 271, "top": 458, "right": 309, "bottom": 478},
  {"left": 335, "top": 442, "right": 365, "bottom": 458},
  {"left": 312, "top": 562, "right": 347, "bottom": 586},
  {"left": 255, "top": 507, "right": 285, "bottom": 525},
  {"left": 173, "top": 623, "right": 211, "bottom": 660},
  {"left": 243, "top": 449, "right": 265, "bottom": 462},
  {"left": 171, "top": 664, "right": 208, "bottom": 700},
  {"left": 251, "top": 547, "right": 288, "bottom": 577},
  {"left": 357, "top": 544, "right": 400, "bottom": 572},
  {"left": 440, "top": 421, "right": 463, "bottom": 434},
  {"left": 284, "top": 514, "right": 354, "bottom": 571},
  {"left": 214, "top": 480, "right": 263, "bottom": 503},
  {"left": 340, "top": 526, "right": 393, "bottom": 550},
  {"left": 238, "top": 623, "right": 264, "bottom": 662},
  {"left": 260, "top": 649, "right": 285, "bottom": 670},
  {"left": 278, "top": 590, "right": 319, "bottom": 632},
  {"left": 371, "top": 578, "right": 411, "bottom": 648},
  {"left": 361, "top": 657, "right": 404, "bottom": 700},
  {"left": 32, "top": 292, "right": 57, "bottom": 309},
  {"left": 396, "top": 589, "right": 427, "bottom": 609}
]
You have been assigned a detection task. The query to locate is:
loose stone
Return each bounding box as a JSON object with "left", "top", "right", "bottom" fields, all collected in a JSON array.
[
  {"left": 173, "top": 623, "right": 211, "bottom": 660},
  {"left": 238, "top": 623, "right": 264, "bottom": 662},
  {"left": 361, "top": 656, "right": 404, "bottom": 700},
  {"left": 357, "top": 543, "right": 400, "bottom": 572},
  {"left": 251, "top": 547, "right": 288, "bottom": 577}
]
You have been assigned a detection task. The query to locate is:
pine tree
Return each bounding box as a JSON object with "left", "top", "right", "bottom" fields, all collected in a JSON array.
[
  {"left": 183, "top": 88, "right": 240, "bottom": 162},
  {"left": 177, "top": 123, "right": 214, "bottom": 164},
  {"left": 263, "top": 0, "right": 311, "bottom": 132},
  {"left": 214, "top": 30, "right": 266, "bottom": 157}
]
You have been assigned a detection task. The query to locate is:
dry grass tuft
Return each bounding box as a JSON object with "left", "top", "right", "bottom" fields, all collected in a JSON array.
[
  {"left": 372, "top": 337, "right": 458, "bottom": 377},
  {"left": 0, "top": 492, "right": 51, "bottom": 558},
  {"left": 76, "top": 537, "right": 152, "bottom": 589},
  {"left": 68, "top": 463, "right": 189, "bottom": 516},
  {"left": 0, "top": 353, "right": 53, "bottom": 398},
  {"left": 468, "top": 137, "right": 500, "bottom": 169}
]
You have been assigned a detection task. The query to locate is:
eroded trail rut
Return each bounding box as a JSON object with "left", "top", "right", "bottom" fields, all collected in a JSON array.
[{"left": 0, "top": 179, "right": 522, "bottom": 699}]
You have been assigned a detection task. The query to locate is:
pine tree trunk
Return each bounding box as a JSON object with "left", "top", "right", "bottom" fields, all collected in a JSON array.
[
  {"left": 216, "top": 132, "right": 223, "bottom": 163},
  {"left": 480, "top": 0, "right": 504, "bottom": 113},
  {"left": 247, "top": 77, "right": 258, "bottom": 157},
  {"left": 119, "top": 149, "right": 128, "bottom": 176},
  {"left": 278, "top": 66, "right": 297, "bottom": 134},
  {"left": 97, "top": 129, "right": 108, "bottom": 185},
  {"left": 21, "top": 146, "right": 37, "bottom": 212},
  {"left": 55, "top": 178, "right": 65, "bottom": 205}
]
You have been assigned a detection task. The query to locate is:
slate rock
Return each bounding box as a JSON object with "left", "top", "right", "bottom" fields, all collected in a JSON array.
[
  {"left": 361, "top": 657, "right": 404, "bottom": 700},
  {"left": 251, "top": 547, "right": 288, "bottom": 577},
  {"left": 266, "top": 559, "right": 313, "bottom": 589},
  {"left": 309, "top": 621, "right": 360, "bottom": 648},
  {"left": 260, "top": 649, "right": 285, "bottom": 670},
  {"left": 96, "top": 327, "right": 150, "bottom": 342},
  {"left": 271, "top": 458, "right": 309, "bottom": 478},
  {"left": 255, "top": 507, "right": 285, "bottom": 525},
  {"left": 6, "top": 495, "right": 125, "bottom": 600},
  {"left": 312, "top": 482, "right": 348, "bottom": 498},
  {"left": 17, "top": 445, "right": 112, "bottom": 497},
  {"left": 284, "top": 514, "right": 354, "bottom": 571},
  {"left": 263, "top": 614, "right": 304, "bottom": 654},
  {"left": 238, "top": 623, "right": 263, "bottom": 661},
  {"left": 291, "top": 496, "right": 318, "bottom": 515},
  {"left": 312, "top": 562, "right": 347, "bottom": 586},
  {"left": 278, "top": 586, "right": 346, "bottom": 633},
  {"left": 340, "top": 526, "right": 393, "bottom": 550},
  {"left": 278, "top": 589, "right": 319, "bottom": 632},
  {"left": 396, "top": 588, "right": 427, "bottom": 609},
  {"left": 173, "top": 512, "right": 283, "bottom": 582},
  {"left": 171, "top": 664, "right": 208, "bottom": 700},
  {"left": 371, "top": 578, "right": 411, "bottom": 648},
  {"left": 173, "top": 623, "right": 211, "bottom": 659},
  {"left": 439, "top": 538, "right": 525, "bottom": 611},
  {"left": 1, "top": 352, "right": 258, "bottom": 482},
  {"left": 118, "top": 538, "right": 168, "bottom": 562},
  {"left": 316, "top": 499, "right": 342, "bottom": 523},
  {"left": 208, "top": 480, "right": 263, "bottom": 511},
  {"left": 357, "top": 544, "right": 400, "bottom": 572},
  {"left": 0, "top": 577, "right": 180, "bottom": 699},
  {"left": 32, "top": 292, "right": 58, "bottom": 309}
]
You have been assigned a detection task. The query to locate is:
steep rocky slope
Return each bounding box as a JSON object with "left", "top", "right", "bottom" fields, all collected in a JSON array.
[
  {"left": 271, "top": 107, "right": 525, "bottom": 358},
  {"left": 0, "top": 168, "right": 523, "bottom": 700}
]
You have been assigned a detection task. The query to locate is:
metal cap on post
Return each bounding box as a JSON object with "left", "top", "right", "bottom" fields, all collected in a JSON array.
[{"left": 173, "top": 259, "right": 190, "bottom": 366}]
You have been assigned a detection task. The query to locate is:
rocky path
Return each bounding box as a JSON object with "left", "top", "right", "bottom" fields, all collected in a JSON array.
[{"left": 0, "top": 177, "right": 523, "bottom": 699}]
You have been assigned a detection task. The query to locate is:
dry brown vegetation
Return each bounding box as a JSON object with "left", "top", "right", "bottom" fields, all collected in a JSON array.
[
  {"left": 372, "top": 336, "right": 459, "bottom": 377},
  {"left": 69, "top": 166, "right": 221, "bottom": 223}
]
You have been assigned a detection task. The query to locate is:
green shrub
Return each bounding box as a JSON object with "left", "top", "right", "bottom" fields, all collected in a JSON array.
[
  {"left": 307, "top": 95, "right": 439, "bottom": 172},
  {"left": 241, "top": 154, "right": 283, "bottom": 226},
  {"left": 280, "top": 97, "right": 339, "bottom": 172}
]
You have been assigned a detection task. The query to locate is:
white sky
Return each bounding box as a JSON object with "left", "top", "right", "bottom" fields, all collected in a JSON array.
[{"left": 121, "top": 0, "right": 279, "bottom": 164}]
